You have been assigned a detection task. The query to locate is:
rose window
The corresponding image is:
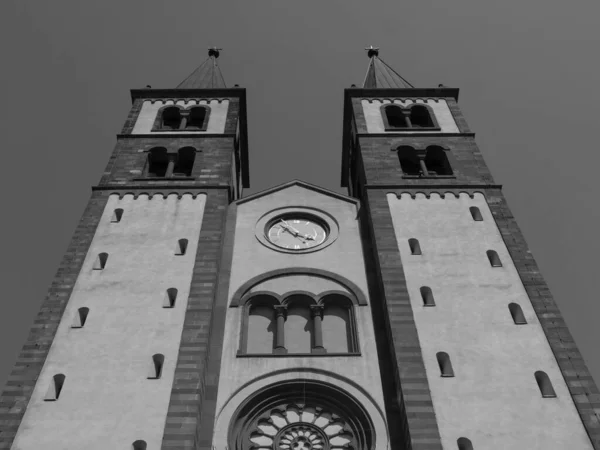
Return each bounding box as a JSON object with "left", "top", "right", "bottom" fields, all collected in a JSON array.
[
  {"left": 229, "top": 381, "right": 373, "bottom": 450},
  {"left": 249, "top": 404, "right": 354, "bottom": 450}
]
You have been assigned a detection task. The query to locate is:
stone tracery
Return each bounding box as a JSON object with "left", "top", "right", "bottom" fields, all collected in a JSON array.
[{"left": 229, "top": 381, "right": 373, "bottom": 450}]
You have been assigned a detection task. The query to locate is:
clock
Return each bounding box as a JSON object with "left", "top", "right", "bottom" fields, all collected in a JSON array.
[{"left": 266, "top": 215, "right": 329, "bottom": 251}]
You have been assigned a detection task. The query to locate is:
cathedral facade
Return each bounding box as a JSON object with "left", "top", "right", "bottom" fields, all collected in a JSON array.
[{"left": 1, "top": 48, "right": 599, "bottom": 450}]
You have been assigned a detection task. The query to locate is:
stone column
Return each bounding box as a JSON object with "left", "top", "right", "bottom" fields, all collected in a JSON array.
[
  {"left": 419, "top": 159, "right": 429, "bottom": 177},
  {"left": 166, "top": 154, "right": 176, "bottom": 178},
  {"left": 274, "top": 305, "right": 287, "bottom": 354},
  {"left": 311, "top": 305, "right": 326, "bottom": 354}
]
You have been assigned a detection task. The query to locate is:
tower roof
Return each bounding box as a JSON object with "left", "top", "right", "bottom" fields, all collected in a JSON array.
[
  {"left": 362, "top": 46, "right": 414, "bottom": 89},
  {"left": 177, "top": 47, "right": 227, "bottom": 89}
]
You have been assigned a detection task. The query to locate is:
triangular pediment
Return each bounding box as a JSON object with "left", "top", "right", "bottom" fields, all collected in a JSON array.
[{"left": 236, "top": 180, "right": 358, "bottom": 206}]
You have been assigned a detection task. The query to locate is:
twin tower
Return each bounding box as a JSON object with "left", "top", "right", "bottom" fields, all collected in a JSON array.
[{"left": 1, "top": 49, "right": 599, "bottom": 450}]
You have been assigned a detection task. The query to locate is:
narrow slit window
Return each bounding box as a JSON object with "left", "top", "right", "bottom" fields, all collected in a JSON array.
[
  {"left": 436, "top": 352, "right": 455, "bottom": 377},
  {"left": 175, "top": 239, "right": 189, "bottom": 255},
  {"left": 535, "top": 371, "right": 556, "bottom": 397},
  {"left": 132, "top": 441, "right": 147, "bottom": 450},
  {"left": 163, "top": 288, "right": 178, "bottom": 308},
  {"left": 457, "top": 437, "right": 473, "bottom": 450},
  {"left": 469, "top": 206, "right": 483, "bottom": 221},
  {"left": 93, "top": 252, "right": 108, "bottom": 270},
  {"left": 71, "top": 307, "right": 90, "bottom": 328},
  {"left": 508, "top": 303, "right": 527, "bottom": 325},
  {"left": 420, "top": 286, "right": 435, "bottom": 307},
  {"left": 111, "top": 208, "right": 124, "bottom": 223},
  {"left": 147, "top": 354, "right": 164, "bottom": 379},
  {"left": 487, "top": 250, "right": 502, "bottom": 267},
  {"left": 408, "top": 238, "right": 422, "bottom": 255},
  {"left": 44, "top": 374, "right": 66, "bottom": 401}
]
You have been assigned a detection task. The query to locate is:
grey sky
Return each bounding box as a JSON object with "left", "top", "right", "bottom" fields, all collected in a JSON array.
[{"left": 1, "top": 0, "right": 600, "bottom": 392}]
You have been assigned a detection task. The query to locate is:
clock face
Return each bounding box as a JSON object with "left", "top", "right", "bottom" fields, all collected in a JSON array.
[{"left": 267, "top": 216, "right": 328, "bottom": 251}]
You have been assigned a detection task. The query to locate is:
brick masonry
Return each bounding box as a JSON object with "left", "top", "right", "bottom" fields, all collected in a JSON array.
[
  {"left": 0, "top": 191, "right": 109, "bottom": 450},
  {"left": 160, "top": 188, "right": 230, "bottom": 450}
]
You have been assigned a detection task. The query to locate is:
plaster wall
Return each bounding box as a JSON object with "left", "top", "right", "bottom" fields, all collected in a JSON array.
[
  {"left": 361, "top": 99, "right": 460, "bottom": 133},
  {"left": 11, "top": 193, "right": 207, "bottom": 450},
  {"left": 212, "top": 185, "right": 389, "bottom": 450},
  {"left": 387, "top": 192, "right": 593, "bottom": 449},
  {"left": 131, "top": 99, "right": 229, "bottom": 134}
]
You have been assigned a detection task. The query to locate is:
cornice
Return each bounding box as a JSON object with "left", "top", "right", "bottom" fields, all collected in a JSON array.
[
  {"left": 358, "top": 132, "right": 476, "bottom": 138},
  {"left": 91, "top": 185, "right": 229, "bottom": 198},
  {"left": 345, "top": 87, "right": 460, "bottom": 100},
  {"left": 117, "top": 133, "right": 235, "bottom": 139},
  {"left": 379, "top": 186, "right": 503, "bottom": 199},
  {"left": 130, "top": 87, "right": 245, "bottom": 102}
]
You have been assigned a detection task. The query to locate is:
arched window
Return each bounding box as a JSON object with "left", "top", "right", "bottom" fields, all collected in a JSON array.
[
  {"left": 469, "top": 206, "right": 483, "bottom": 221},
  {"left": 436, "top": 352, "right": 455, "bottom": 377},
  {"left": 93, "top": 252, "right": 108, "bottom": 270},
  {"left": 148, "top": 354, "right": 164, "bottom": 379},
  {"left": 173, "top": 147, "right": 196, "bottom": 177},
  {"left": 146, "top": 147, "right": 169, "bottom": 177},
  {"left": 409, "top": 105, "right": 435, "bottom": 128},
  {"left": 111, "top": 208, "right": 124, "bottom": 223},
  {"left": 424, "top": 146, "right": 453, "bottom": 175},
  {"left": 420, "top": 286, "right": 435, "bottom": 307},
  {"left": 321, "top": 295, "right": 356, "bottom": 353},
  {"left": 535, "top": 371, "right": 556, "bottom": 397},
  {"left": 508, "top": 303, "right": 527, "bottom": 324},
  {"left": 398, "top": 146, "right": 421, "bottom": 175},
  {"left": 163, "top": 288, "right": 178, "bottom": 308},
  {"left": 44, "top": 374, "right": 66, "bottom": 401},
  {"left": 384, "top": 105, "right": 408, "bottom": 128},
  {"left": 285, "top": 296, "right": 313, "bottom": 354},
  {"left": 486, "top": 250, "right": 502, "bottom": 267},
  {"left": 186, "top": 106, "right": 208, "bottom": 130},
  {"left": 246, "top": 295, "right": 278, "bottom": 354},
  {"left": 161, "top": 106, "right": 182, "bottom": 130},
  {"left": 71, "top": 307, "right": 90, "bottom": 328},
  {"left": 457, "top": 437, "right": 473, "bottom": 450},
  {"left": 132, "top": 441, "right": 147, "bottom": 450},
  {"left": 408, "top": 238, "right": 422, "bottom": 255}
]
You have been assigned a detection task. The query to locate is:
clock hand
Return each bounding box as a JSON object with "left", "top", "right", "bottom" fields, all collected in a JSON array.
[{"left": 281, "top": 219, "right": 301, "bottom": 235}]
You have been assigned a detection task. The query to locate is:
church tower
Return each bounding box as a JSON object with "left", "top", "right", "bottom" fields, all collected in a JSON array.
[
  {"left": 342, "top": 47, "right": 600, "bottom": 449},
  {"left": 0, "top": 48, "right": 249, "bottom": 449},
  {"left": 1, "top": 47, "right": 600, "bottom": 450}
]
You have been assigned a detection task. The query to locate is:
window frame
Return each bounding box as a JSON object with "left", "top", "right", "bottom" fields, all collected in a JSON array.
[
  {"left": 237, "top": 292, "right": 361, "bottom": 357},
  {"left": 396, "top": 145, "right": 456, "bottom": 179},
  {"left": 151, "top": 105, "right": 211, "bottom": 132},
  {"left": 139, "top": 146, "right": 199, "bottom": 180},
  {"left": 381, "top": 103, "right": 441, "bottom": 132}
]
